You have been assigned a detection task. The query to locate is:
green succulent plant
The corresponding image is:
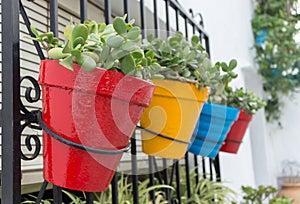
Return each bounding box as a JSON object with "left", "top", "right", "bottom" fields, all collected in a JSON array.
[
  {"left": 142, "top": 32, "right": 242, "bottom": 104},
  {"left": 251, "top": 0, "right": 300, "bottom": 122},
  {"left": 240, "top": 185, "right": 293, "bottom": 204},
  {"left": 226, "top": 87, "right": 266, "bottom": 115},
  {"left": 142, "top": 32, "right": 224, "bottom": 89},
  {"left": 29, "top": 15, "right": 162, "bottom": 80}
]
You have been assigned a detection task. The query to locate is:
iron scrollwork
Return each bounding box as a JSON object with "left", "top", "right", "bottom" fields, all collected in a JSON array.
[{"left": 20, "top": 75, "right": 42, "bottom": 161}]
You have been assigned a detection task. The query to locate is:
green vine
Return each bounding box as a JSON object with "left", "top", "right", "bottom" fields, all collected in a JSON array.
[{"left": 251, "top": 0, "right": 300, "bottom": 122}]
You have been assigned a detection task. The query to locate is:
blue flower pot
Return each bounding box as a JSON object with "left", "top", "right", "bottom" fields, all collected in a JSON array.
[
  {"left": 256, "top": 29, "right": 268, "bottom": 46},
  {"left": 188, "top": 103, "right": 240, "bottom": 158}
]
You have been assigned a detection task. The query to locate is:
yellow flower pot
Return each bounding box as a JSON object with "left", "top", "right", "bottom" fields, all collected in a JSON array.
[{"left": 140, "top": 79, "right": 209, "bottom": 159}]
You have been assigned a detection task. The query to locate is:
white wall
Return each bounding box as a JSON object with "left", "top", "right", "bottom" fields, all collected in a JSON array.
[
  {"left": 178, "top": 0, "right": 276, "bottom": 193},
  {"left": 267, "top": 94, "right": 300, "bottom": 186}
]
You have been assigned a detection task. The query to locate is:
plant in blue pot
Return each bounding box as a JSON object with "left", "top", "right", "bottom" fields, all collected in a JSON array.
[{"left": 188, "top": 59, "right": 240, "bottom": 158}]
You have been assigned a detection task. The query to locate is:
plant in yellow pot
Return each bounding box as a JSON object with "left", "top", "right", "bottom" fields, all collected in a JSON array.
[{"left": 140, "top": 32, "right": 222, "bottom": 159}]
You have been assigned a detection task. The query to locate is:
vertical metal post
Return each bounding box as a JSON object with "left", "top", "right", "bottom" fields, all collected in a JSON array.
[
  {"left": 202, "top": 157, "right": 206, "bottom": 179},
  {"left": 165, "top": 0, "right": 170, "bottom": 35},
  {"left": 140, "top": 0, "right": 146, "bottom": 38},
  {"left": 175, "top": 161, "right": 182, "bottom": 204},
  {"left": 185, "top": 153, "right": 191, "bottom": 202},
  {"left": 175, "top": 9, "right": 179, "bottom": 31},
  {"left": 131, "top": 135, "right": 139, "bottom": 204},
  {"left": 111, "top": 173, "right": 119, "bottom": 204},
  {"left": 204, "top": 35, "right": 211, "bottom": 56},
  {"left": 153, "top": 0, "right": 159, "bottom": 37},
  {"left": 80, "top": 0, "right": 88, "bottom": 23},
  {"left": 184, "top": 18, "right": 189, "bottom": 39},
  {"left": 50, "top": 0, "right": 58, "bottom": 37},
  {"left": 148, "top": 156, "right": 156, "bottom": 202},
  {"left": 86, "top": 192, "right": 94, "bottom": 204},
  {"left": 163, "top": 159, "right": 171, "bottom": 203},
  {"left": 104, "top": 0, "right": 111, "bottom": 24},
  {"left": 123, "top": 0, "right": 130, "bottom": 20},
  {"left": 214, "top": 154, "right": 221, "bottom": 181},
  {"left": 53, "top": 185, "right": 63, "bottom": 204},
  {"left": 209, "top": 159, "right": 213, "bottom": 181},
  {"left": 2, "top": 0, "right": 21, "bottom": 202}
]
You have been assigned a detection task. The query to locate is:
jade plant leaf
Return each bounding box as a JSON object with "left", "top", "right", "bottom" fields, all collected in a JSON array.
[
  {"left": 48, "top": 48, "right": 67, "bottom": 60},
  {"left": 107, "top": 35, "right": 124, "bottom": 48},
  {"left": 60, "top": 55, "right": 74, "bottom": 71},
  {"left": 120, "top": 54, "right": 135, "bottom": 74},
  {"left": 72, "top": 24, "right": 88, "bottom": 43},
  {"left": 113, "top": 17, "right": 127, "bottom": 35},
  {"left": 73, "top": 37, "right": 85, "bottom": 48},
  {"left": 127, "top": 27, "right": 141, "bottom": 40},
  {"left": 77, "top": 55, "right": 96, "bottom": 71}
]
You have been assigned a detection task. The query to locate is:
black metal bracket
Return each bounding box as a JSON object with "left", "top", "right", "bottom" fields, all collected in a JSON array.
[
  {"left": 33, "top": 110, "right": 131, "bottom": 154},
  {"left": 137, "top": 126, "right": 190, "bottom": 145}
]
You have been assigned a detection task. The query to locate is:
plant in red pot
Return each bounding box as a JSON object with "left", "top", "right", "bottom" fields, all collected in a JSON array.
[
  {"left": 220, "top": 87, "right": 266, "bottom": 154},
  {"left": 30, "top": 16, "right": 162, "bottom": 192}
]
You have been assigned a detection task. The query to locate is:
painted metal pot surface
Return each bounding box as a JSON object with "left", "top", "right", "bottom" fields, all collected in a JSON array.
[
  {"left": 140, "top": 79, "right": 208, "bottom": 159},
  {"left": 39, "top": 60, "right": 154, "bottom": 192},
  {"left": 189, "top": 103, "right": 239, "bottom": 158},
  {"left": 220, "top": 110, "right": 253, "bottom": 154}
]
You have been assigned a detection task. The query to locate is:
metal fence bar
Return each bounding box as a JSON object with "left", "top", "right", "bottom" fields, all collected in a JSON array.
[
  {"left": 175, "top": 8, "right": 179, "bottom": 31},
  {"left": 140, "top": 0, "right": 146, "bottom": 38},
  {"left": 80, "top": 0, "right": 88, "bottom": 23},
  {"left": 165, "top": 0, "right": 170, "bottom": 35},
  {"left": 168, "top": 0, "right": 208, "bottom": 35},
  {"left": 184, "top": 17, "right": 189, "bottom": 39},
  {"left": 209, "top": 159, "right": 213, "bottom": 181},
  {"left": 148, "top": 156, "right": 156, "bottom": 202},
  {"left": 204, "top": 35, "right": 211, "bottom": 56},
  {"left": 111, "top": 173, "right": 119, "bottom": 204},
  {"left": 53, "top": 185, "right": 63, "bottom": 204},
  {"left": 131, "top": 136, "right": 139, "bottom": 204},
  {"left": 175, "top": 161, "right": 182, "bottom": 204},
  {"left": 1, "top": 0, "right": 21, "bottom": 202},
  {"left": 202, "top": 157, "right": 207, "bottom": 179},
  {"left": 104, "top": 0, "right": 112, "bottom": 24},
  {"left": 50, "top": 0, "right": 58, "bottom": 37},
  {"left": 86, "top": 193, "right": 94, "bottom": 204},
  {"left": 153, "top": 0, "right": 159, "bottom": 37},
  {"left": 214, "top": 154, "right": 221, "bottom": 181},
  {"left": 185, "top": 153, "right": 191, "bottom": 203},
  {"left": 123, "top": 0, "right": 130, "bottom": 20},
  {"left": 163, "top": 159, "right": 171, "bottom": 203}
]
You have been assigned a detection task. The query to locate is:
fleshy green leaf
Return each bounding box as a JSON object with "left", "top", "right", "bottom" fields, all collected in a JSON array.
[
  {"left": 72, "top": 24, "right": 88, "bottom": 43},
  {"left": 77, "top": 55, "right": 96, "bottom": 71},
  {"left": 107, "top": 35, "right": 124, "bottom": 48},
  {"left": 30, "top": 25, "right": 39, "bottom": 37},
  {"left": 127, "top": 26, "right": 141, "bottom": 40},
  {"left": 59, "top": 55, "right": 74, "bottom": 71},
  {"left": 120, "top": 54, "right": 135, "bottom": 74},
  {"left": 132, "top": 51, "right": 144, "bottom": 59},
  {"left": 70, "top": 49, "right": 81, "bottom": 58},
  {"left": 100, "top": 46, "right": 110, "bottom": 62},
  {"left": 48, "top": 48, "right": 66, "bottom": 60},
  {"left": 113, "top": 17, "right": 127, "bottom": 35},
  {"left": 73, "top": 37, "right": 85, "bottom": 48},
  {"left": 229, "top": 59, "right": 238, "bottom": 70}
]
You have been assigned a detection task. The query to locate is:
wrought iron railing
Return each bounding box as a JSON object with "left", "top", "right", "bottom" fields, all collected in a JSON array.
[{"left": 1, "top": 0, "right": 220, "bottom": 203}]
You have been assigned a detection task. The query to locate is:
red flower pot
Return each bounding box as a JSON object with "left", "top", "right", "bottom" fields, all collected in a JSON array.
[
  {"left": 38, "top": 60, "right": 154, "bottom": 192},
  {"left": 220, "top": 110, "right": 253, "bottom": 154}
]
